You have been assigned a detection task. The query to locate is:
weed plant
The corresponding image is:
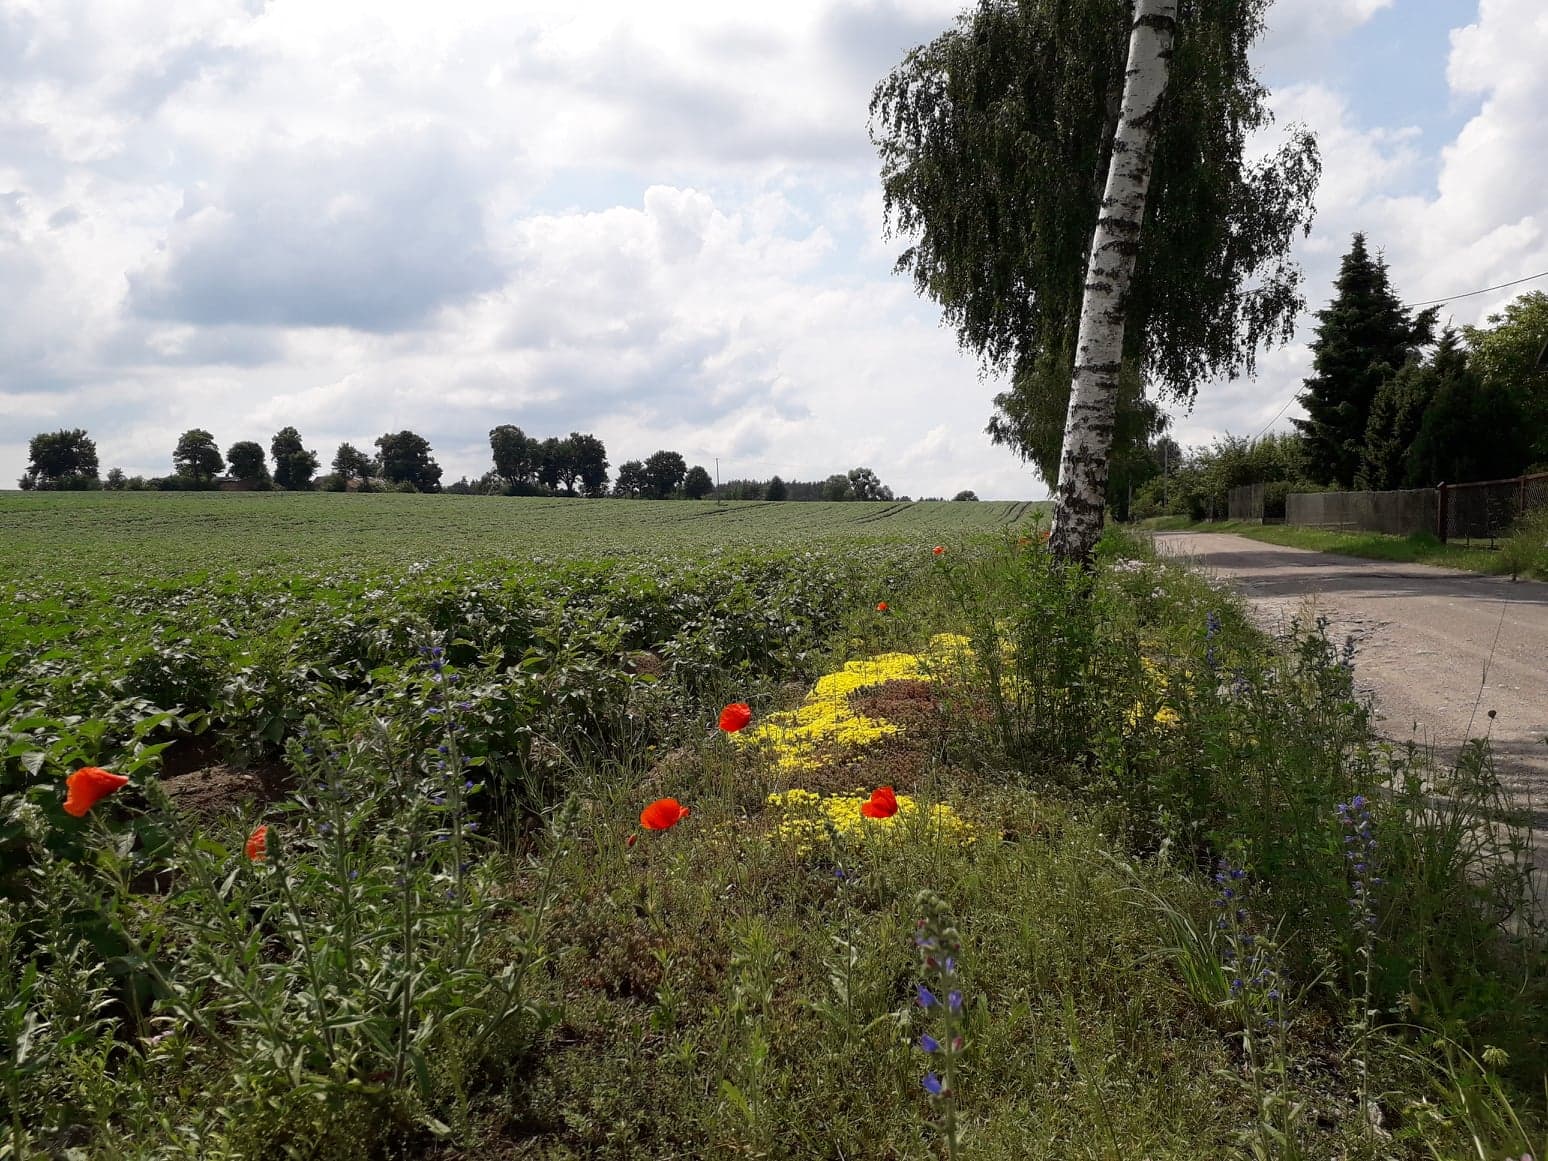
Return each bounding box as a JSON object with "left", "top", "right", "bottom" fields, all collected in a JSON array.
[
  {"left": 3, "top": 694, "right": 577, "bottom": 1158},
  {"left": 1499, "top": 505, "right": 1548, "bottom": 580}
]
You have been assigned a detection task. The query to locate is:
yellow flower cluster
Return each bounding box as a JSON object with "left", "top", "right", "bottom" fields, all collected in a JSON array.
[
  {"left": 738, "top": 634, "right": 972, "bottom": 773},
  {"left": 924, "top": 632, "right": 975, "bottom": 669},
  {"left": 1125, "top": 657, "right": 1182, "bottom": 729},
  {"left": 765, "top": 788, "right": 977, "bottom": 855}
]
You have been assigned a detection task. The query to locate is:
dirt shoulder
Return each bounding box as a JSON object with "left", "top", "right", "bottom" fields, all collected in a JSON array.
[{"left": 1154, "top": 531, "right": 1548, "bottom": 803}]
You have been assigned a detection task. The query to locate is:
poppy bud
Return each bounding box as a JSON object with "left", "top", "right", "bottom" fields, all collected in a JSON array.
[{"left": 245, "top": 824, "right": 269, "bottom": 862}]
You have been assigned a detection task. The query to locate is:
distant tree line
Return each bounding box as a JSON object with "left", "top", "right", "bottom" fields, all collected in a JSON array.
[
  {"left": 19, "top": 426, "right": 437, "bottom": 494},
  {"left": 20, "top": 423, "right": 983, "bottom": 503},
  {"left": 712, "top": 467, "right": 902, "bottom": 502}
]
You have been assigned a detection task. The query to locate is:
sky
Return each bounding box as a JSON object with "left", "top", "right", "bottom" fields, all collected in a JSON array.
[{"left": 2, "top": 0, "right": 1545, "bottom": 500}]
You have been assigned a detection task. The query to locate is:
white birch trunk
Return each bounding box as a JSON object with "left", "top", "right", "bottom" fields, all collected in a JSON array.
[{"left": 1048, "top": 0, "right": 1178, "bottom": 564}]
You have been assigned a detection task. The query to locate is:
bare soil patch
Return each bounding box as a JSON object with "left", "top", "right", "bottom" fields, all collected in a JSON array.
[{"left": 159, "top": 734, "right": 292, "bottom": 817}]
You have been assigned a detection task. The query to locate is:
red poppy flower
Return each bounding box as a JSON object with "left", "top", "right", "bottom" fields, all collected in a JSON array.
[
  {"left": 932, "top": 545, "right": 945, "bottom": 556},
  {"left": 876, "top": 601, "right": 889, "bottom": 612},
  {"left": 718, "top": 702, "right": 753, "bottom": 733},
  {"left": 61, "top": 767, "right": 129, "bottom": 818},
  {"left": 860, "top": 786, "right": 899, "bottom": 820},
  {"left": 245, "top": 824, "right": 268, "bottom": 862},
  {"left": 641, "top": 798, "right": 691, "bottom": 831}
]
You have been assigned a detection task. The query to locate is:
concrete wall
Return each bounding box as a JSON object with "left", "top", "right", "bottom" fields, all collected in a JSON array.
[
  {"left": 1286, "top": 488, "right": 1437, "bottom": 536},
  {"left": 1227, "top": 483, "right": 1264, "bottom": 522}
]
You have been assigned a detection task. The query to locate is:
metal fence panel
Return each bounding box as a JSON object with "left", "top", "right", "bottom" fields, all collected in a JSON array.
[{"left": 1440, "top": 472, "right": 1548, "bottom": 543}]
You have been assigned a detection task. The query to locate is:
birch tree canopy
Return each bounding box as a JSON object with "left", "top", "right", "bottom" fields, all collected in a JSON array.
[{"left": 869, "top": 0, "right": 1320, "bottom": 473}]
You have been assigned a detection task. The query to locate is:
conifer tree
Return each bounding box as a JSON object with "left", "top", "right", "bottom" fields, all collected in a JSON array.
[
  {"left": 1357, "top": 360, "right": 1434, "bottom": 491},
  {"left": 1293, "top": 234, "right": 1436, "bottom": 487},
  {"left": 1405, "top": 331, "right": 1528, "bottom": 486}
]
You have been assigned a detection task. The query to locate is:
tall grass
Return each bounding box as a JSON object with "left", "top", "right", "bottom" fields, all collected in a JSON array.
[{"left": 942, "top": 530, "right": 1548, "bottom": 1148}]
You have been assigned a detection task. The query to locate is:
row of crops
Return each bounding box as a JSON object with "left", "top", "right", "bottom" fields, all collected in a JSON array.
[
  {"left": 2, "top": 491, "right": 1016, "bottom": 913},
  {"left": 0, "top": 492, "right": 1045, "bottom": 577},
  {"left": 0, "top": 493, "right": 1043, "bottom": 769}
]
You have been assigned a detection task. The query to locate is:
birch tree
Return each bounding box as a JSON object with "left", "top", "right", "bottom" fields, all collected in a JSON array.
[
  {"left": 1048, "top": 0, "right": 1176, "bottom": 561},
  {"left": 872, "top": 0, "right": 1319, "bottom": 560}
]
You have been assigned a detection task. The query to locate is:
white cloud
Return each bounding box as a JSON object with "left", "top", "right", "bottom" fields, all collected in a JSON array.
[
  {"left": 127, "top": 126, "right": 505, "bottom": 330},
  {"left": 1268, "top": 84, "right": 1423, "bottom": 232},
  {"left": 1175, "top": 0, "right": 1548, "bottom": 453},
  {"left": 1255, "top": 0, "right": 1395, "bottom": 73},
  {"left": 2, "top": 0, "right": 1543, "bottom": 502}
]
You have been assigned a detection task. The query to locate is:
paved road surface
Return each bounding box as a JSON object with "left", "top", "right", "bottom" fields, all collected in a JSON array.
[{"left": 1154, "top": 532, "right": 1548, "bottom": 803}]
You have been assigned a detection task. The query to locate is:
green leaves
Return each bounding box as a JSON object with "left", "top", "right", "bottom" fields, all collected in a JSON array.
[{"left": 872, "top": 0, "right": 1318, "bottom": 462}]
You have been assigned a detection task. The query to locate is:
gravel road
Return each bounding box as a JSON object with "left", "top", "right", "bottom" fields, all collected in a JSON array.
[{"left": 1154, "top": 532, "right": 1548, "bottom": 804}]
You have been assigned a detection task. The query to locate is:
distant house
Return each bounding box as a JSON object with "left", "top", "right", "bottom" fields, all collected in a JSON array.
[{"left": 217, "top": 476, "right": 261, "bottom": 492}]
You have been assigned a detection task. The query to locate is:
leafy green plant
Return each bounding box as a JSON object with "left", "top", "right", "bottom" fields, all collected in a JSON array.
[
  {"left": 2, "top": 702, "right": 174, "bottom": 911},
  {"left": 938, "top": 535, "right": 1124, "bottom": 776},
  {"left": 715, "top": 916, "right": 780, "bottom": 1152}
]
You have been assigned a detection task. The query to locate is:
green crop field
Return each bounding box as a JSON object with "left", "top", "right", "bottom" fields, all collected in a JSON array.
[
  {"left": 0, "top": 491, "right": 1048, "bottom": 579},
  {"left": 3, "top": 490, "right": 1544, "bottom": 1160},
  {"left": 0, "top": 493, "right": 1046, "bottom": 733}
]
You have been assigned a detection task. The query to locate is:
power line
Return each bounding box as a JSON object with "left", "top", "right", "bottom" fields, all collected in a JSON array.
[
  {"left": 1403, "top": 268, "right": 1548, "bottom": 309},
  {"left": 1249, "top": 394, "right": 1297, "bottom": 442},
  {"left": 1237, "top": 267, "right": 1548, "bottom": 443}
]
